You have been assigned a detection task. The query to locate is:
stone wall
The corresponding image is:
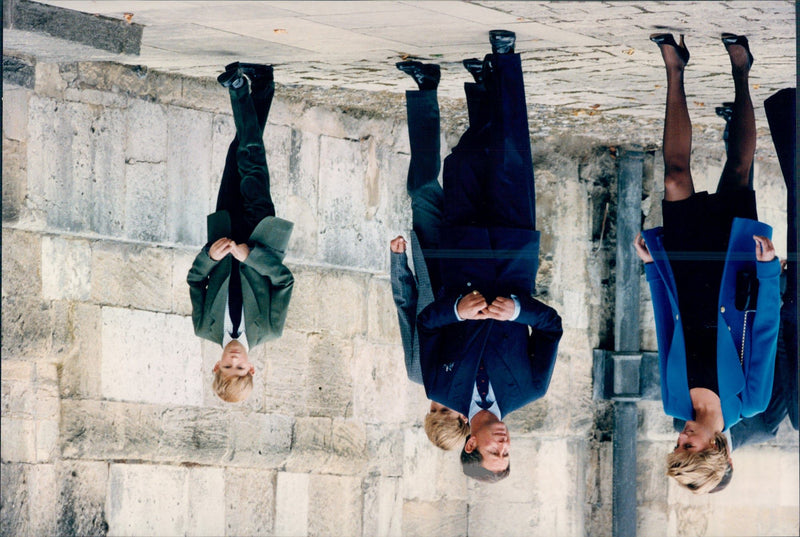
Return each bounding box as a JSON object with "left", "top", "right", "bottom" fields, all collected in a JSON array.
[{"left": 2, "top": 53, "right": 796, "bottom": 536}]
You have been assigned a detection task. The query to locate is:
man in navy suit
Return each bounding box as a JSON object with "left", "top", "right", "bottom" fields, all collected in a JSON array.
[{"left": 396, "top": 30, "right": 563, "bottom": 482}]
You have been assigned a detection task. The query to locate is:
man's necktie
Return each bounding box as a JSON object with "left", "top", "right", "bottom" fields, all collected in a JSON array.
[
  {"left": 229, "top": 259, "right": 243, "bottom": 338},
  {"left": 476, "top": 358, "right": 491, "bottom": 409}
]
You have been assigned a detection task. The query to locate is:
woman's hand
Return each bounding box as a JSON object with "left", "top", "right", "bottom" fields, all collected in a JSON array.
[
  {"left": 633, "top": 232, "right": 654, "bottom": 264},
  {"left": 753, "top": 235, "right": 776, "bottom": 262}
]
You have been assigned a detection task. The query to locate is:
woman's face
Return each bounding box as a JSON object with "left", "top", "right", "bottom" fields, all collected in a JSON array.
[{"left": 673, "top": 421, "right": 713, "bottom": 453}]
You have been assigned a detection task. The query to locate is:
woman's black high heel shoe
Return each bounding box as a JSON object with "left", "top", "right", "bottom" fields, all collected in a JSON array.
[
  {"left": 650, "top": 33, "right": 690, "bottom": 66},
  {"left": 721, "top": 33, "right": 754, "bottom": 69}
]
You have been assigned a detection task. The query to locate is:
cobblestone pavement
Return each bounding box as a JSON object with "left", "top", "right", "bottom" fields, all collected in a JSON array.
[{"left": 21, "top": 1, "right": 797, "bottom": 131}]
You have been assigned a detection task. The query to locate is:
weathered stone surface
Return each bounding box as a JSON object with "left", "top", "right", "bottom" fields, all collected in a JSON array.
[
  {"left": 0, "top": 360, "right": 35, "bottom": 418},
  {"left": 362, "top": 475, "right": 403, "bottom": 537},
  {"left": 106, "top": 464, "right": 187, "bottom": 537},
  {"left": 3, "top": 55, "right": 35, "bottom": 88},
  {"left": 305, "top": 333, "right": 354, "bottom": 418},
  {"left": 261, "top": 328, "right": 310, "bottom": 415},
  {"left": 186, "top": 467, "right": 225, "bottom": 537},
  {"left": 224, "top": 467, "right": 275, "bottom": 536},
  {"left": 2, "top": 228, "right": 41, "bottom": 298},
  {"left": 63, "top": 87, "right": 127, "bottom": 108},
  {"left": 171, "top": 248, "right": 196, "bottom": 316},
  {"left": 3, "top": 86, "right": 30, "bottom": 141},
  {"left": 60, "top": 400, "right": 162, "bottom": 460},
  {"left": 126, "top": 98, "right": 168, "bottom": 164},
  {"left": 0, "top": 462, "right": 29, "bottom": 536},
  {"left": 2, "top": 137, "right": 27, "bottom": 222},
  {"left": 227, "top": 411, "right": 293, "bottom": 467},
  {"left": 365, "top": 424, "right": 404, "bottom": 478},
  {"left": 165, "top": 105, "right": 213, "bottom": 246},
  {"left": 33, "top": 62, "right": 68, "bottom": 100},
  {"left": 1, "top": 296, "right": 70, "bottom": 360},
  {"left": 41, "top": 235, "right": 91, "bottom": 301},
  {"left": 274, "top": 472, "right": 309, "bottom": 537},
  {"left": 59, "top": 303, "right": 102, "bottom": 399},
  {"left": 124, "top": 161, "right": 168, "bottom": 242},
  {"left": 402, "top": 428, "right": 466, "bottom": 503},
  {"left": 56, "top": 461, "right": 109, "bottom": 537},
  {"left": 101, "top": 307, "right": 203, "bottom": 405},
  {"left": 351, "top": 339, "right": 407, "bottom": 425},
  {"left": 158, "top": 407, "right": 228, "bottom": 464},
  {"left": 367, "top": 275, "right": 401, "bottom": 344},
  {"left": 402, "top": 499, "right": 468, "bottom": 537},
  {"left": 91, "top": 242, "right": 173, "bottom": 311},
  {"left": 308, "top": 474, "right": 363, "bottom": 537},
  {"left": 0, "top": 418, "right": 36, "bottom": 462},
  {"left": 286, "top": 267, "right": 368, "bottom": 337}
]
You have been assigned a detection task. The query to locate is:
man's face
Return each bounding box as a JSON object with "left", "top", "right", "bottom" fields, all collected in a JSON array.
[
  {"left": 213, "top": 340, "right": 254, "bottom": 378},
  {"left": 466, "top": 419, "right": 510, "bottom": 472}
]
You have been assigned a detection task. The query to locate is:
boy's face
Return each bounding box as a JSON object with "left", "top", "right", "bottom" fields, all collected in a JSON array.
[{"left": 213, "top": 340, "right": 254, "bottom": 378}]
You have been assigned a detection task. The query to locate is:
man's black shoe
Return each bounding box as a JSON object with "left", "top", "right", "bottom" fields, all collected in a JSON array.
[
  {"left": 462, "top": 58, "right": 484, "bottom": 84},
  {"left": 489, "top": 29, "right": 516, "bottom": 55},
  {"left": 225, "top": 62, "right": 274, "bottom": 83},
  {"left": 217, "top": 67, "right": 248, "bottom": 90},
  {"left": 715, "top": 102, "right": 734, "bottom": 123},
  {"left": 396, "top": 60, "right": 440, "bottom": 91}
]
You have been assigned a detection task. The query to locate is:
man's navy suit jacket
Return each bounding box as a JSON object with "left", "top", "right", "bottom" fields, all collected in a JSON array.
[{"left": 417, "top": 224, "right": 562, "bottom": 417}]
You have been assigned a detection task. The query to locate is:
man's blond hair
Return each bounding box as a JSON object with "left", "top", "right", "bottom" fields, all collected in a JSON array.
[
  {"left": 666, "top": 431, "right": 731, "bottom": 494},
  {"left": 212, "top": 370, "right": 253, "bottom": 403},
  {"left": 424, "top": 411, "right": 470, "bottom": 450}
]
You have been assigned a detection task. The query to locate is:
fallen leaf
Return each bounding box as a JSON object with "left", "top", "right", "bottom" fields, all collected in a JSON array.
[
  {"left": 654, "top": 84, "right": 662, "bottom": 88},
  {"left": 753, "top": 84, "right": 760, "bottom": 89},
  {"left": 623, "top": 48, "right": 635, "bottom": 55},
  {"left": 123, "top": 12, "right": 133, "bottom": 23},
  {"left": 400, "top": 53, "right": 410, "bottom": 60},
  {"left": 590, "top": 104, "right": 600, "bottom": 109},
  {"left": 274, "top": 28, "right": 287, "bottom": 34},
  {"left": 693, "top": 101, "right": 705, "bottom": 106}
]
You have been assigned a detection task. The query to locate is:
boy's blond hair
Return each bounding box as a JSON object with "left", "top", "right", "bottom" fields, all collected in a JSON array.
[
  {"left": 666, "top": 431, "right": 731, "bottom": 494},
  {"left": 212, "top": 370, "right": 253, "bottom": 402},
  {"left": 424, "top": 411, "right": 470, "bottom": 450}
]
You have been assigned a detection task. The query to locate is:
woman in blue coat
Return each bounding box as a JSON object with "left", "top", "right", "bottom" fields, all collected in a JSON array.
[{"left": 634, "top": 33, "right": 780, "bottom": 494}]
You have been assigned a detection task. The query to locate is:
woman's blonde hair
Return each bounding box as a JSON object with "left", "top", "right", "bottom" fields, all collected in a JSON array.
[
  {"left": 424, "top": 410, "right": 470, "bottom": 451},
  {"left": 666, "top": 431, "right": 731, "bottom": 494},
  {"left": 212, "top": 370, "right": 253, "bottom": 403}
]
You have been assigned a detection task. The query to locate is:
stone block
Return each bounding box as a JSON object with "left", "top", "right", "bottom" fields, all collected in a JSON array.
[
  {"left": 310, "top": 269, "right": 368, "bottom": 337},
  {"left": 351, "top": 339, "right": 407, "bottom": 425},
  {"left": 36, "top": 419, "right": 59, "bottom": 462},
  {"left": 209, "top": 114, "right": 235, "bottom": 212},
  {"left": 262, "top": 328, "right": 310, "bottom": 415},
  {"left": 0, "top": 418, "right": 36, "bottom": 462},
  {"left": 0, "top": 360, "right": 35, "bottom": 418},
  {"left": 366, "top": 425, "right": 404, "bottom": 478},
  {"left": 3, "top": 86, "right": 29, "bottom": 141},
  {"left": 1, "top": 462, "right": 29, "bottom": 537},
  {"left": 228, "top": 411, "right": 293, "bottom": 467},
  {"left": 76, "top": 62, "right": 183, "bottom": 107},
  {"left": 41, "top": 235, "right": 91, "bottom": 301},
  {"left": 224, "top": 467, "right": 276, "bottom": 536},
  {"left": 367, "top": 276, "right": 401, "bottom": 344},
  {"left": 158, "top": 407, "right": 228, "bottom": 465},
  {"left": 63, "top": 87, "right": 127, "bottom": 108},
  {"left": 263, "top": 123, "right": 292, "bottom": 206},
  {"left": 56, "top": 461, "right": 109, "bottom": 537},
  {"left": 89, "top": 106, "right": 127, "bottom": 237},
  {"left": 124, "top": 161, "right": 168, "bottom": 242},
  {"left": 308, "top": 474, "right": 363, "bottom": 537},
  {"left": 305, "top": 333, "right": 354, "bottom": 417},
  {"left": 100, "top": 307, "right": 203, "bottom": 405},
  {"left": 180, "top": 77, "right": 229, "bottom": 115},
  {"left": 171, "top": 248, "right": 196, "bottom": 316},
  {"left": 2, "top": 228, "right": 41, "bottom": 298},
  {"left": 274, "top": 472, "right": 310, "bottom": 537},
  {"left": 106, "top": 464, "right": 187, "bottom": 536},
  {"left": 186, "top": 467, "right": 225, "bottom": 537},
  {"left": 317, "top": 135, "right": 385, "bottom": 269},
  {"left": 293, "top": 417, "right": 332, "bottom": 451},
  {"left": 1, "top": 296, "right": 70, "bottom": 360},
  {"left": 3, "top": 55, "right": 35, "bottom": 88},
  {"left": 401, "top": 500, "right": 468, "bottom": 537},
  {"left": 2, "top": 137, "right": 27, "bottom": 222},
  {"left": 362, "top": 475, "right": 403, "bottom": 537},
  {"left": 59, "top": 303, "right": 102, "bottom": 399},
  {"left": 165, "top": 105, "right": 213, "bottom": 246},
  {"left": 91, "top": 243, "right": 173, "bottom": 311},
  {"left": 126, "top": 98, "right": 168, "bottom": 164},
  {"left": 402, "top": 428, "right": 466, "bottom": 503},
  {"left": 60, "top": 400, "right": 162, "bottom": 460},
  {"left": 25, "top": 463, "right": 59, "bottom": 536},
  {"left": 34, "top": 62, "right": 67, "bottom": 98},
  {"left": 284, "top": 193, "right": 320, "bottom": 261}
]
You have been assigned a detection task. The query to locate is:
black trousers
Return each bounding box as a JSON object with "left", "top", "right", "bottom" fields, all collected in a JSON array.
[
  {"left": 442, "top": 52, "right": 536, "bottom": 231},
  {"left": 216, "top": 81, "right": 276, "bottom": 243}
]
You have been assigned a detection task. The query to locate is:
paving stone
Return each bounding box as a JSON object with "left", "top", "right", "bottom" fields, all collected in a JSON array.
[
  {"left": 41, "top": 235, "right": 91, "bottom": 301},
  {"left": 100, "top": 307, "right": 203, "bottom": 405},
  {"left": 165, "top": 105, "right": 213, "bottom": 246},
  {"left": 274, "top": 472, "right": 310, "bottom": 537},
  {"left": 90, "top": 243, "right": 173, "bottom": 311},
  {"left": 106, "top": 463, "right": 187, "bottom": 537},
  {"left": 308, "top": 474, "right": 363, "bottom": 537},
  {"left": 186, "top": 467, "right": 225, "bottom": 537},
  {"left": 401, "top": 499, "right": 468, "bottom": 537},
  {"left": 224, "top": 467, "right": 276, "bottom": 536},
  {"left": 124, "top": 161, "right": 168, "bottom": 242},
  {"left": 55, "top": 461, "right": 109, "bottom": 537}
]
